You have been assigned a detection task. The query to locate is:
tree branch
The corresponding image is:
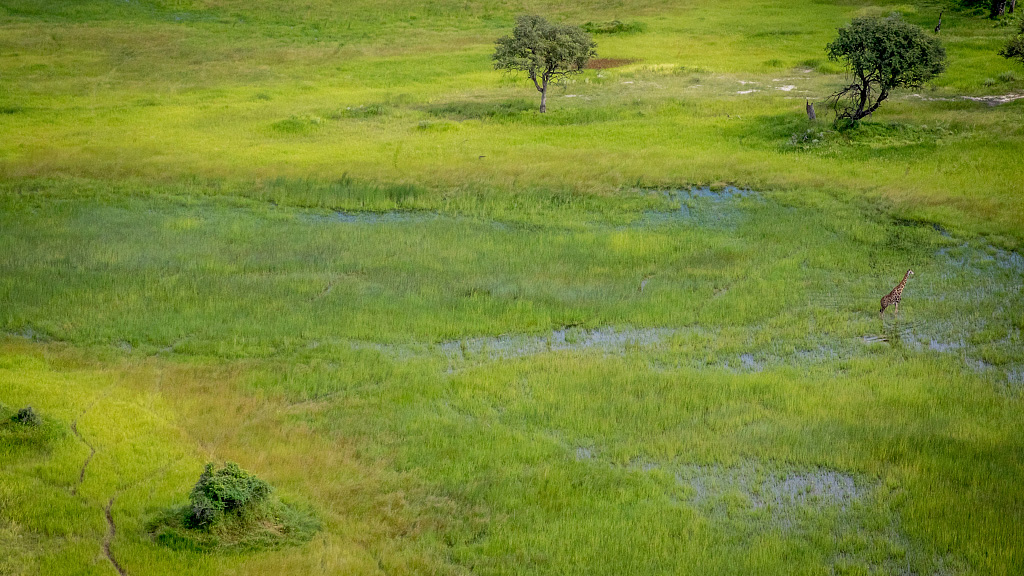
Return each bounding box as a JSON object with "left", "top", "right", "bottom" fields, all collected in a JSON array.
[{"left": 529, "top": 71, "right": 543, "bottom": 92}]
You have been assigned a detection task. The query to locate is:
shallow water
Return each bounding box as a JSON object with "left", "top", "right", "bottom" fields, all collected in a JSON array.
[
  {"left": 676, "top": 462, "right": 865, "bottom": 514},
  {"left": 301, "top": 210, "right": 440, "bottom": 225},
  {"left": 440, "top": 326, "right": 678, "bottom": 362},
  {"left": 642, "top": 186, "right": 760, "bottom": 229},
  {"left": 246, "top": 193, "right": 1024, "bottom": 388}
]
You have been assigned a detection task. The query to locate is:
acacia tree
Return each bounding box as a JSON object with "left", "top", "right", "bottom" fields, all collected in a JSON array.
[
  {"left": 493, "top": 14, "right": 596, "bottom": 113},
  {"left": 826, "top": 15, "right": 946, "bottom": 125}
]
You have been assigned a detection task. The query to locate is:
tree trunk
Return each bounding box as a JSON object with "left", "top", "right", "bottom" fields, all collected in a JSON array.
[
  {"left": 855, "top": 80, "right": 869, "bottom": 119},
  {"left": 539, "top": 78, "right": 548, "bottom": 113},
  {"left": 855, "top": 89, "right": 888, "bottom": 120},
  {"left": 1010, "top": 0, "right": 1016, "bottom": 14},
  {"left": 991, "top": 0, "right": 1007, "bottom": 18}
]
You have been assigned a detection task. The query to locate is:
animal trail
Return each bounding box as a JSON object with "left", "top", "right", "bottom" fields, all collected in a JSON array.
[
  {"left": 69, "top": 420, "right": 96, "bottom": 495},
  {"left": 68, "top": 389, "right": 116, "bottom": 495},
  {"left": 104, "top": 496, "right": 128, "bottom": 576}
]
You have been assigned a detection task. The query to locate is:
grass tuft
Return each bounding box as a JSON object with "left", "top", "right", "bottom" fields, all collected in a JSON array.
[
  {"left": 582, "top": 20, "right": 646, "bottom": 35},
  {"left": 269, "top": 115, "right": 324, "bottom": 135}
]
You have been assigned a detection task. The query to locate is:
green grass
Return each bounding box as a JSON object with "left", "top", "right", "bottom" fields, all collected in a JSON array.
[
  {"left": 2, "top": 0, "right": 1024, "bottom": 574},
  {"left": 2, "top": 186, "right": 1023, "bottom": 574}
]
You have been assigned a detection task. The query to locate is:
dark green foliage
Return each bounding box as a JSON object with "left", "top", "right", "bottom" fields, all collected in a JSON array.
[
  {"left": 493, "top": 14, "right": 597, "bottom": 112},
  {"left": 149, "top": 462, "right": 318, "bottom": 551},
  {"left": 13, "top": 406, "right": 40, "bottom": 426},
  {"left": 954, "top": 0, "right": 1011, "bottom": 16},
  {"left": 826, "top": 15, "right": 946, "bottom": 124},
  {"left": 582, "top": 20, "right": 646, "bottom": 35},
  {"left": 188, "top": 462, "right": 271, "bottom": 526},
  {"left": 1000, "top": 19, "right": 1024, "bottom": 63}
]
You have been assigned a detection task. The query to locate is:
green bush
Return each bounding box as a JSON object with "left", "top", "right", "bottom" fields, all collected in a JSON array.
[
  {"left": 188, "top": 462, "right": 272, "bottom": 526},
  {"left": 149, "top": 462, "right": 318, "bottom": 551},
  {"left": 13, "top": 406, "right": 40, "bottom": 426},
  {"left": 1000, "top": 19, "right": 1024, "bottom": 64}
]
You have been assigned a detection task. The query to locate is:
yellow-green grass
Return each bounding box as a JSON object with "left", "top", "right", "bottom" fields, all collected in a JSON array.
[{"left": 0, "top": 340, "right": 464, "bottom": 575}]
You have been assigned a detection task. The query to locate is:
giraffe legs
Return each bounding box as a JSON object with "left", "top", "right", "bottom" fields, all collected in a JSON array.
[{"left": 894, "top": 302, "right": 899, "bottom": 318}]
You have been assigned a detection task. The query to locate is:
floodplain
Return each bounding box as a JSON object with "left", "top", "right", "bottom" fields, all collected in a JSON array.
[{"left": 1, "top": 0, "right": 1023, "bottom": 574}]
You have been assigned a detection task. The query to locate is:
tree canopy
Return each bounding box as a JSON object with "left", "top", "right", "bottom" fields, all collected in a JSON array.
[
  {"left": 826, "top": 15, "right": 946, "bottom": 124},
  {"left": 493, "top": 15, "right": 596, "bottom": 112}
]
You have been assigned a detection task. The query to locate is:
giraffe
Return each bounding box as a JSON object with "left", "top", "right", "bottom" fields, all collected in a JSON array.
[{"left": 880, "top": 269, "right": 914, "bottom": 318}]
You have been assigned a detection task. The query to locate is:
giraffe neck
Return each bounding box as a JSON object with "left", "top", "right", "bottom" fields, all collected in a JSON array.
[{"left": 895, "top": 272, "right": 911, "bottom": 293}]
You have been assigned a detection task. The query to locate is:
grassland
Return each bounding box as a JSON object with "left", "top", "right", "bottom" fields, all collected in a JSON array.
[{"left": 2, "top": 0, "right": 1024, "bottom": 574}]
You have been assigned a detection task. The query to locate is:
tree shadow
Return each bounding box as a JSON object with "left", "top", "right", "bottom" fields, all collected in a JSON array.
[{"left": 423, "top": 99, "right": 535, "bottom": 121}]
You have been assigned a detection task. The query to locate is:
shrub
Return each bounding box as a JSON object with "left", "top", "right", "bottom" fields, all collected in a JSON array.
[
  {"left": 1000, "top": 19, "right": 1024, "bottom": 64},
  {"left": 149, "top": 462, "right": 318, "bottom": 551},
  {"left": 13, "top": 406, "right": 40, "bottom": 426},
  {"left": 188, "top": 462, "right": 271, "bottom": 526}
]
